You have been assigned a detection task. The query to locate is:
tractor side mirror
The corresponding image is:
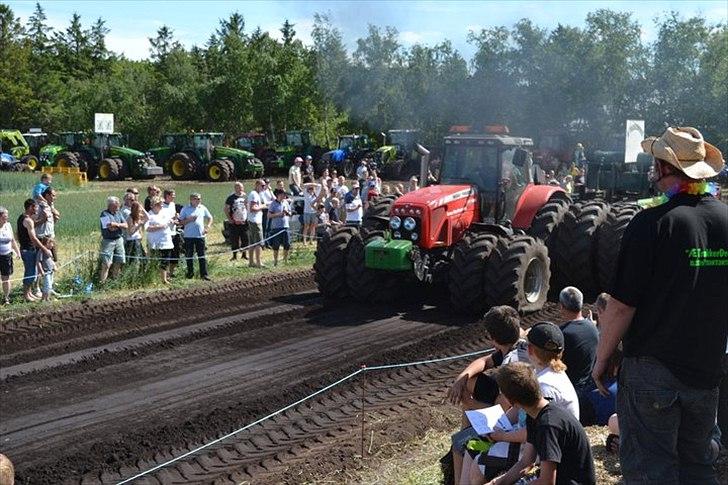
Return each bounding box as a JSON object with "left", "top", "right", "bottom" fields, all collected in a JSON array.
[{"left": 513, "top": 148, "right": 528, "bottom": 167}]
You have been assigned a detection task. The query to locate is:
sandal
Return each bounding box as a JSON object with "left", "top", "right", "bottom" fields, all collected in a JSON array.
[{"left": 605, "top": 433, "right": 620, "bottom": 455}]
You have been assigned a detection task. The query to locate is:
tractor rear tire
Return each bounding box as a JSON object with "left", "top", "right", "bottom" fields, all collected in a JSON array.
[
  {"left": 20, "top": 155, "right": 39, "bottom": 171},
  {"left": 484, "top": 235, "right": 550, "bottom": 313},
  {"left": 55, "top": 151, "right": 79, "bottom": 168},
  {"left": 448, "top": 232, "right": 499, "bottom": 316},
  {"left": 314, "top": 226, "right": 358, "bottom": 299},
  {"left": 98, "top": 158, "right": 121, "bottom": 181},
  {"left": 346, "top": 229, "right": 408, "bottom": 303},
  {"left": 363, "top": 194, "right": 398, "bottom": 231},
  {"left": 528, "top": 195, "right": 571, "bottom": 244},
  {"left": 207, "top": 159, "right": 231, "bottom": 182},
  {"left": 596, "top": 202, "right": 642, "bottom": 292},
  {"left": 552, "top": 200, "right": 610, "bottom": 297},
  {"left": 12, "top": 163, "right": 30, "bottom": 172},
  {"left": 222, "top": 159, "right": 236, "bottom": 179},
  {"left": 169, "top": 152, "right": 197, "bottom": 180},
  {"left": 342, "top": 158, "right": 354, "bottom": 178}
]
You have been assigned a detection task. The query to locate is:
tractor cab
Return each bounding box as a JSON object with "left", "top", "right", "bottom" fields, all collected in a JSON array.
[
  {"left": 93, "top": 132, "right": 126, "bottom": 150},
  {"left": 338, "top": 134, "right": 371, "bottom": 152},
  {"left": 388, "top": 129, "right": 418, "bottom": 154},
  {"left": 235, "top": 132, "right": 268, "bottom": 152},
  {"left": 22, "top": 131, "right": 49, "bottom": 155},
  {"left": 57, "top": 132, "right": 86, "bottom": 148},
  {"left": 440, "top": 127, "right": 534, "bottom": 224},
  {"left": 285, "top": 130, "right": 310, "bottom": 147}
]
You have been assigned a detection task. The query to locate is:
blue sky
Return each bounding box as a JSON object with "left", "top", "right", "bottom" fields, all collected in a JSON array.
[{"left": 7, "top": 1, "right": 727, "bottom": 60}]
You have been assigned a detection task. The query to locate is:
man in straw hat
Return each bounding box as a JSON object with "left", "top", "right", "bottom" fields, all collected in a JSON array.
[{"left": 593, "top": 126, "right": 727, "bottom": 484}]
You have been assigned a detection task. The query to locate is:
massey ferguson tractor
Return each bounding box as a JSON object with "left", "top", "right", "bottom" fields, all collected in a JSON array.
[{"left": 314, "top": 125, "right": 637, "bottom": 314}]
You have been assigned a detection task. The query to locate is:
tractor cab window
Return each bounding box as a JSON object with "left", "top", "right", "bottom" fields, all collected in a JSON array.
[
  {"left": 339, "top": 137, "right": 353, "bottom": 150},
  {"left": 300, "top": 131, "right": 310, "bottom": 146},
  {"left": 441, "top": 144, "right": 500, "bottom": 192},
  {"left": 107, "top": 134, "right": 123, "bottom": 147},
  {"left": 287, "top": 132, "right": 303, "bottom": 146},
  {"left": 209, "top": 134, "right": 223, "bottom": 146},
  {"left": 61, "top": 134, "right": 76, "bottom": 146},
  {"left": 194, "top": 135, "right": 211, "bottom": 150},
  {"left": 238, "top": 137, "right": 253, "bottom": 149}
]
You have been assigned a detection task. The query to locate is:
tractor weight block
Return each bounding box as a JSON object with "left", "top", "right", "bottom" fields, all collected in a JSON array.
[{"left": 364, "top": 239, "right": 413, "bottom": 271}]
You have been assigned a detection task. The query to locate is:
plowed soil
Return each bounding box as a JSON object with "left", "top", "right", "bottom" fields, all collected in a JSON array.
[{"left": 0, "top": 270, "right": 564, "bottom": 484}]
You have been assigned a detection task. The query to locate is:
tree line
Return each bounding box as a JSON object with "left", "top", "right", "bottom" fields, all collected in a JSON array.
[{"left": 1, "top": 3, "right": 726, "bottom": 154}]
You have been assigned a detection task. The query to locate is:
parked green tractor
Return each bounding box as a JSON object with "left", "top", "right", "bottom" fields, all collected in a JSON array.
[
  {"left": 0, "top": 130, "right": 39, "bottom": 171},
  {"left": 43, "top": 132, "right": 161, "bottom": 180},
  {"left": 578, "top": 151, "right": 654, "bottom": 202},
  {"left": 275, "top": 130, "right": 328, "bottom": 169},
  {"left": 234, "top": 132, "right": 282, "bottom": 173},
  {"left": 373, "top": 129, "right": 421, "bottom": 179},
  {"left": 21, "top": 130, "right": 49, "bottom": 170},
  {"left": 151, "top": 132, "right": 264, "bottom": 182}
]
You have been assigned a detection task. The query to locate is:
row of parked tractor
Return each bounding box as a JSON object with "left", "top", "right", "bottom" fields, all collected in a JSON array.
[{"left": 0, "top": 128, "right": 425, "bottom": 182}]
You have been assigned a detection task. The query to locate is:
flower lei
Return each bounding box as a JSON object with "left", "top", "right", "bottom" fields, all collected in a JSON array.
[{"left": 664, "top": 180, "right": 720, "bottom": 199}]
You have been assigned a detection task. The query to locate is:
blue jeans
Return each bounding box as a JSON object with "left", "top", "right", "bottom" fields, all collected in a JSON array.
[
  {"left": 21, "top": 249, "right": 38, "bottom": 286},
  {"left": 618, "top": 356, "right": 719, "bottom": 484}
]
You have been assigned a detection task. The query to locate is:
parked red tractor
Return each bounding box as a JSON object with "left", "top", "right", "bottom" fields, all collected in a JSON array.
[{"left": 315, "top": 125, "right": 631, "bottom": 314}]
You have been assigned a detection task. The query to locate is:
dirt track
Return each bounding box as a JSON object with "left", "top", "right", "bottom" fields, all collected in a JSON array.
[{"left": 0, "top": 270, "right": 563, "bottom": 484}]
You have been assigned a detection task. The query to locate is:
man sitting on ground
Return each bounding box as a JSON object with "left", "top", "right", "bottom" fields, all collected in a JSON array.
[
  {"left": 447, "top": 306, "right": 528, "bottom": 485},
  {"left": 557, "top": 287, "right": 599, "bottom": 392}
]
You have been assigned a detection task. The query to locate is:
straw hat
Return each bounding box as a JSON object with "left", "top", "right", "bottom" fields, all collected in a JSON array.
[{"left": 641, "top": 127, "right": 724, "bottom": 179}]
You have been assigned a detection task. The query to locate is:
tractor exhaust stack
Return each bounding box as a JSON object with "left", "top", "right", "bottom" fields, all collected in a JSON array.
[{"left": 416, "top": 144, "right": 429, "bottom": 186}]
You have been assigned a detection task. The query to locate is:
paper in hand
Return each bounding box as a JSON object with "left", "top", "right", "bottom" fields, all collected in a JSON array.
[{"left": 465, "top": 404, "right": 513, "bottom": 436}]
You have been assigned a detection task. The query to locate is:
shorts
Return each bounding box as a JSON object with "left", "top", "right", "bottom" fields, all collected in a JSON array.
[
  {"left": 100, "top": 238, "right": 125, "bottom": 265},
  {"left": 270, "top": 230, "right": 291, "bottom": 251},
  {"left": 303, "top": 212, "right": 317, "bottom": 225},
  {"left": 248, "top": 223, "right": 263, "bottom": 246},
  {"left": 473, "top": 372, "right": 500, "bottom": 405},
  {"left": 0, "top": 253, "right": 12, "bottom": 277}
]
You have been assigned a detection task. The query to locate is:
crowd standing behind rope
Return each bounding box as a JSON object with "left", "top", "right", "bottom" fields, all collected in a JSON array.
[{"left": 0, "top": 164, "right": 419, "bottom": 304}]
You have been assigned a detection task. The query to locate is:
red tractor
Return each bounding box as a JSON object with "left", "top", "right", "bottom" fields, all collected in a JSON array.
[{"left": 315, "top": 126, "right": 632, "bottom": 314}]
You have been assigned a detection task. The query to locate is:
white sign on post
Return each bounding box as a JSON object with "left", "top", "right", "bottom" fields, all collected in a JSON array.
[
  {"left": 95, "top": 113, "right": 114, "bottom": 134},
  {"left": 624, "top": 119, "right": 645, "bottom": 164}
]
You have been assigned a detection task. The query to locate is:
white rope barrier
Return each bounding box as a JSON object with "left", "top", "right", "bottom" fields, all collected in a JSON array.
[{"left": 116, "top": 347, "right": 494, "bottom": 484}]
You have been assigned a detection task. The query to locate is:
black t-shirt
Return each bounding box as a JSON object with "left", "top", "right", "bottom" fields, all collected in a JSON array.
[
  {"left": 560, "top": 319, "right": 599, "bottom": 390},
  {"left": 328, "top": 207, "right": 340, "bottom": 223},
  {"left": 611, "top": 194, "right": 728, "bottom": 389},
  {"left": 225, "top": 193, "right": 245, "bottom": 208},
  {"left": 526, "top": 403, "right": 595, "bottom": 485}
]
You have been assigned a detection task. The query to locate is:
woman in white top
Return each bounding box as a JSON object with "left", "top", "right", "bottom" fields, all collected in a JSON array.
[
  {"left": 145, "top": 197, "right": 174, "bottom": 284},
  {"left": 0, "top": 207, "right": 21, "bottom": 305}
]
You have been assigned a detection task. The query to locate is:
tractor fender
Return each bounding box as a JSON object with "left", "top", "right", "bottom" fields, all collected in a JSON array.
[{"left": 512, "top": 184, "right": 567, "bottom": 230}]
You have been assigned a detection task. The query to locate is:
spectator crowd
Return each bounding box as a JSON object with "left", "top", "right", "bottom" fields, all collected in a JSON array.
[{"left": 0, "top": 165, "right": 423, "bottom": 305}]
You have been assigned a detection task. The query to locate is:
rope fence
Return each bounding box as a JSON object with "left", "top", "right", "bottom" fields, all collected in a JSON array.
[{"left": 116, "top": 347, "right": 494, "bottom": 484}]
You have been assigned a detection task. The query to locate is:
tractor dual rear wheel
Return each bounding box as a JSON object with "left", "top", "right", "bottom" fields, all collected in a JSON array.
[
  {"left": 314, "top": 226, "right": 358, "bottom": 299},
  {"left": 552, "top": 200, "right": 610, "bottom": 297},
  {"left": 596, "top": 202, "right": 642, "bottom": 291},
  {"left": 485, "top": 235, "right": 550, "bottom": 313},
  {"left": 55, "top": 151, "right": 79, "bottom": 168}
]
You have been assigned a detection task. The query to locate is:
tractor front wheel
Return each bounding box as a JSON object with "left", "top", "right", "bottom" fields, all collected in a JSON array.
[
  {"left": 169, "top": 152, "right": 197, "bottom": 180},
  {"left": 207, "top": 159, "right": 231, "bottom": 182},
  {"left": 448, "top": 232, "right": 499, "bottom": 316},
  {"left": 98, "top": 158, "right": 121, "bottom": 181},
  {"left": 362, "top": 194, "right": 398, "bottom": 232},
  {"left": 341, "top": 158, "right": 354, "bottom": 178},
  {"left": 20, "top": 155, "right": 39, "bottom": 171},
  {"left": 484, "top": 235, "right": 550, "bottom": 313},
  {"left": 55, "top": 151, "right": 79, "bottom": 168},
  {"left": 314, "top": 226, "right": 357, "bottom": 299}
]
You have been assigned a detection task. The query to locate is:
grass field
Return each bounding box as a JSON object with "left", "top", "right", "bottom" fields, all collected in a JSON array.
[{"left": 0, "top": 172, "right": 312, "bottom": 315}]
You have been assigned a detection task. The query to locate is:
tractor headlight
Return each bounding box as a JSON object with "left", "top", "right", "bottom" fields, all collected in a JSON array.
[
  {"left": 411, "top": 232, "right": 419, "bottom": 241},
  {"left": 403, "top": 217, "right": 416, "bottom": 231},
  {"left": 389, "top": 216, "right": 401, "bottom": 230}
]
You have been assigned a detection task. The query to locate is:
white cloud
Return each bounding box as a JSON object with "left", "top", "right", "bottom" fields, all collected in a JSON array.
[
  {"left": 398, "top": 30, "right": 444, "bottom": 46},
  {"left": 106, "top": 34, "right": 150, "bottom": 60}
]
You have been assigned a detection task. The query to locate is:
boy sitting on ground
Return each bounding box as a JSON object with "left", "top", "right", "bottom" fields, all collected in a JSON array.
[
  {"left": 447, "top": 305, "right": 529, "bottom": 485},
  {"left": 461, "top": 322, "right": 580, "bottom": 482},
  {"left": 479, "top": 362, "right": 596, "bottom": 485}
]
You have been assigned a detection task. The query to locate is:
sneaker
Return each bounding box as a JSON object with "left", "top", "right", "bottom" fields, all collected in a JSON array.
[{"left": 3, "top": 298, "right": 10, "bottom": 305}]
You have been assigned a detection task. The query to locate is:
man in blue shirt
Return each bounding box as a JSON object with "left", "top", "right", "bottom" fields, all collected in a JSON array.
[
  {"left": 179, "top": 193, "right": 213, "bottom": 280},
  {"left": 268, "top": 189, "right": 291, "bottom": 266}
]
